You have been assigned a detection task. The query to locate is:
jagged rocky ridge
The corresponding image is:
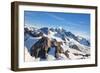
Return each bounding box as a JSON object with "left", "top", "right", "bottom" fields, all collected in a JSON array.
[{"left": 24, "top": 25, "right": 90, "bottom": 61}]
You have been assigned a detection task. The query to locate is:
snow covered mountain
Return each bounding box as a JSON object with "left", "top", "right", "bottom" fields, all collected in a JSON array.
[
  {"left": 77, "top": 36, "right": 90, "bottom": 46},
  {"left": 24, "top": 26, "right": 90, "bottom": 61}
]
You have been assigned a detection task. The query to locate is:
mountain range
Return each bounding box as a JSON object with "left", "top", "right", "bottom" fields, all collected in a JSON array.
[{"left": 24, "top": 25, "right": 90, "bottom": 61}]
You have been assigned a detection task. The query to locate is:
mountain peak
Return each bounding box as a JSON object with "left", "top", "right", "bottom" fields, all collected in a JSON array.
[
  {"left": 58, "top": 27, "right": 63, "bottom": 30},
  {"left": 25, "top": 26, "right": 90, "bottom": 47},
  {"left": 39, "top": 27, "right": 49, "bottom": 35}
]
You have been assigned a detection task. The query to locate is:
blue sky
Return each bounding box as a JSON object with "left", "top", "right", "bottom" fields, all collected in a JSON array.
[{"left": 24, "top": 11, "right": 90, "bottom": 40}]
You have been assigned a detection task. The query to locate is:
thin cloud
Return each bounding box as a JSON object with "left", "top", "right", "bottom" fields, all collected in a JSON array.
[{"left": 45, "top": 13, "right": 66, "bottom": 21}]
